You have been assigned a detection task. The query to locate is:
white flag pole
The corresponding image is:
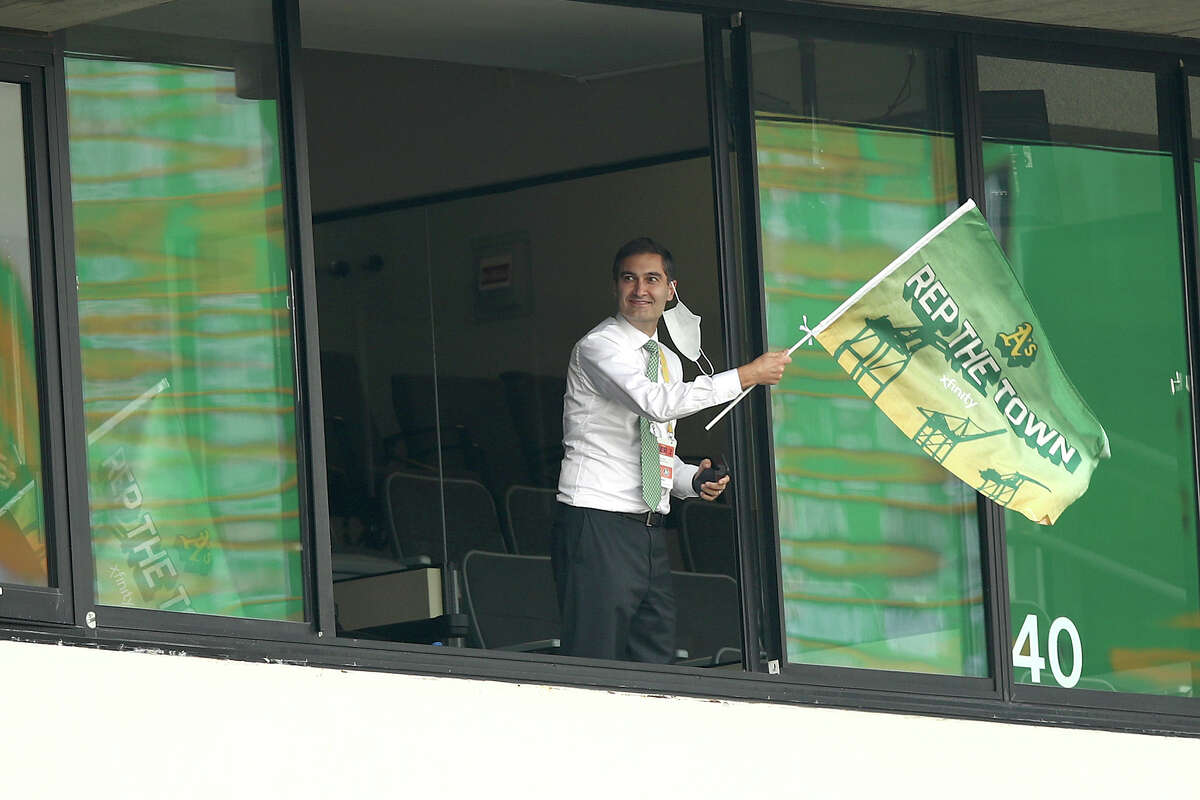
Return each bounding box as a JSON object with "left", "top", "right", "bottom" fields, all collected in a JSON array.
[
  {"left": 87, "top": 377, "right": 170, "bottom": 445},
  {"left": 704, "top": 315, "right": 817, "bottom": 431}
]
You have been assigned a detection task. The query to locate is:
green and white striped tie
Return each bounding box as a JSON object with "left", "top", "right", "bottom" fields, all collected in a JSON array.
[{"left": 640, "top": 340, "right": 662, "bottom": 511}]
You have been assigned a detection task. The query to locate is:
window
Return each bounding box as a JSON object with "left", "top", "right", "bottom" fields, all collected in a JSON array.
[
  {"left": 980, "top": 56, "right": 1200, "bottom": 696},
  {"left": 63, "top": 0, "right": 305, "bottom": 621},
  {"left": 302, "top": 0, "right": 742, "bottom": 664},
  {"left": 749, "top": 28, "right": 988, "bottom": 677},
  {"left": 0, "top": 70, "right": 52, "bottom": 602}
]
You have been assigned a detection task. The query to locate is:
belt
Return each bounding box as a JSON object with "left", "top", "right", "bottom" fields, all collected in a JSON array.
[{"left": 615, "top": 510, "right": 664, "bottom": 527}]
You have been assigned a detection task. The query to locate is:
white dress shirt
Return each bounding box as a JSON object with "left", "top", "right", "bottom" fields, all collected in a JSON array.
[{"left": 557, "top": 314, "right": 743, "bottom": 514}]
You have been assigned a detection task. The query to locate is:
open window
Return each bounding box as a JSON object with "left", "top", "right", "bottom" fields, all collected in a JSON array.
[{"left": 301, "top": 0, "right": 744, "bottom": 665}]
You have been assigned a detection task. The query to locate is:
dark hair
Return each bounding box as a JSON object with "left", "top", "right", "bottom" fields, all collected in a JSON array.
[{"left": 611, "top": 237, "right": 675, "bottom": 282}]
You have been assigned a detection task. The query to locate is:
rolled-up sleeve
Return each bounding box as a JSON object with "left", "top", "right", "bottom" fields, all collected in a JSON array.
[{"left": 576, "top": 335, "right": 741, "bottom": 423}]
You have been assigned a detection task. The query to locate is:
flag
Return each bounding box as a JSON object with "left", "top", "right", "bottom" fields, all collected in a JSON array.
[{"left": 811, "top": 199, "right": 1109, "bottom": 525}]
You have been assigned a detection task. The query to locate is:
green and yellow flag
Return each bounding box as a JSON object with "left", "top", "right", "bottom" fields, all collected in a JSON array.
[{"left": 812, "top": 199, "right": 1109, "bottom": 525}]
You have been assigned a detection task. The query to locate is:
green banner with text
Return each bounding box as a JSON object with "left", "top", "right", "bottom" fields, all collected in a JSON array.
[{"left": 813, "top": 200, "right": 1109, "bottom": 524}]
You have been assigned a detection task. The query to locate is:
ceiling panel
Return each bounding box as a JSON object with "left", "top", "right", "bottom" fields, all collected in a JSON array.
[
  {"left": 2, "top": 0, "right": 1197, "bottom": 54},
  {"left": 812, "top": 0, "right": 1200, "bottom": 39},
  {"left": 297, "top": 0, "right": 703, "bottom": 78}
]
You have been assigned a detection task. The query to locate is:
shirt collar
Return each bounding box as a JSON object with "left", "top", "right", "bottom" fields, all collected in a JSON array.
[{"left": 613, "top": 314, "right": 659, "bottom": 350}]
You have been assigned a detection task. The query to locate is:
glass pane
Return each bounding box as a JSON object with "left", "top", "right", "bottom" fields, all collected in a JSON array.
[
  {"left": 753, "top": 33, "right": 987, "bottom": 676},
  {"left": 0, "top": 82, "right": 48, "bottom": 587},
  {"left": 63, "top": 0, "right": 303, "bottom": 620},
  {"left": 982, "top": 56, "right": 1199, "bottom": 696},
  {"left": 313, "top": 207, "right": 436, "bottom": 579}
]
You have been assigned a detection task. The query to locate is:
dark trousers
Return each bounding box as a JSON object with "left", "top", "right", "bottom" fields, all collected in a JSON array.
[{"left": 550, "top": 503, "right": 676, "bottom": 663}]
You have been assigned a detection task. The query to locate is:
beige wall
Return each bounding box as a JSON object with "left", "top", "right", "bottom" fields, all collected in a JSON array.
[{"left": 3, "top": 638, "right": 1191, "bottom": 799}]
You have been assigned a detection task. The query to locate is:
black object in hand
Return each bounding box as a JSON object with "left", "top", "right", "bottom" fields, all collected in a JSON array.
[{"left": 693, "top": 454, "right": 730, "bottom": 493}]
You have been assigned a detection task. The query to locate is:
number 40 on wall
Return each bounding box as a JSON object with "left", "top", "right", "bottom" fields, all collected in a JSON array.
[{"left": 1011, "top": 614, "right": 1082, "bottom": 688}]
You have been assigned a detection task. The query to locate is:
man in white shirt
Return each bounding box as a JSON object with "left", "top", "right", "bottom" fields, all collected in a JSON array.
[{"left": 553, "top": 237, "right": 790, "bottom": 662}]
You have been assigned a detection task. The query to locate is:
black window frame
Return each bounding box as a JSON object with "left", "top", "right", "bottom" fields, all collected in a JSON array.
[
  {"left": 728, "top": 9, "right": 1006, "bottom": 701},
  {"left": 0, "top": 32, "right": 75, "bottom": 627},
  {"left": 0, "top": 0, "right": 1195, "bottom": 740}
]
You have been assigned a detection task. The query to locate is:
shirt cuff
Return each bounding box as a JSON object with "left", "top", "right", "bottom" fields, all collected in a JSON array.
[
  {"left": 672, "top": 460, "right": 700, "bottom": 499},
  {"left": 713, "top": 368, "right": 742, "bottom": 402}
]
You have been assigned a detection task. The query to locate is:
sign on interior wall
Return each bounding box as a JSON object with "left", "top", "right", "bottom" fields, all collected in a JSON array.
[{"left": 472, "top": 232, "right": 532, "bottom": 321}]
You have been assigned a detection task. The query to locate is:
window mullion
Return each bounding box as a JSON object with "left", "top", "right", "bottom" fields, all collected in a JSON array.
[
  {"left": 1167, "top": 64, "right": 1200, "bottom": 656},
  {"left": 953, "top": 33, "right": 1013, "bottom": 701},
  {"left": 272, "top": 0, "right": 333, "bottom": 639}
]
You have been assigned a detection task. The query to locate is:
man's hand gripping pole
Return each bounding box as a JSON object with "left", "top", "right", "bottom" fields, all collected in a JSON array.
[{"left": 704, "top": 316, "right": 817, "bottom": 431}]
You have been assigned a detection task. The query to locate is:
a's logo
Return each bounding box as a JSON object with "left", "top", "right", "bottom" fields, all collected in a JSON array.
[
  {"left": 178, "top": 529, "right": 213, "bottom": 574},
  {"left": 995, "top": 322, "right": 1038, "bottom": 367}
]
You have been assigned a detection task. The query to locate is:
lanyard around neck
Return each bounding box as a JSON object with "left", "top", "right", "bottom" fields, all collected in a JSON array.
[{"left": 648, "top": 346, "right": 674, "bottom": 436}]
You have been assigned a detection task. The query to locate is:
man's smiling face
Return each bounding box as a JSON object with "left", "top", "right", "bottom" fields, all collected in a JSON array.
[{"left": 615, "top": 252, "right": 674, "bottom": 335}]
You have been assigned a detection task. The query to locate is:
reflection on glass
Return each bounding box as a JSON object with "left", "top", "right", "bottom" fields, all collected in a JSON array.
[
  {"left": 0, "top": 82, "right": 47, "bottom": 587},
  {"left": 66, "top": 55, "right": 303, "bottom": 620},
  {"left": 753, "top": 33, "right": 988, "bottom": 676},
  {"left": 314, "top": 207, "right": 436, "bottom": 574},
  {"left": 982, "top": 57, "right": 1199, "bottom": 695}
]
